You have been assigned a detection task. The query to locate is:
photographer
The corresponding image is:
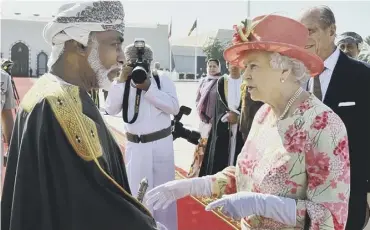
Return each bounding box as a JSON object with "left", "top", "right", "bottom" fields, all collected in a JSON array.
[{"left": 105, "top": 42, "right": 179, "bottom": 230}]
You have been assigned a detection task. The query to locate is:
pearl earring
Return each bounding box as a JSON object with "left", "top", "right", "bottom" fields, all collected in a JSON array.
[{"left": 280, "top": 78, "right": 285, "bottom": 83}]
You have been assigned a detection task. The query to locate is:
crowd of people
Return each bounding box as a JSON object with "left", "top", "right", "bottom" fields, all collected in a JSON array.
[{"left": 1, "top": 1, "right": 370, "bottom": 230}]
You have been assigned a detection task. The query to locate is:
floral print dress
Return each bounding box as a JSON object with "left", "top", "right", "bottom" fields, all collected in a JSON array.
[{"left": 210, "top": 95, "right": 350, "bottom": 229}]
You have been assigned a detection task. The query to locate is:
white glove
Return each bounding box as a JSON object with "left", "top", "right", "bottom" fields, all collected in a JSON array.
[
  {"left": 146, "top": 176, "right": 213, "bottom": 210},
  {"left": 205, "top": 192, "right": 296, "bottom": 225}
]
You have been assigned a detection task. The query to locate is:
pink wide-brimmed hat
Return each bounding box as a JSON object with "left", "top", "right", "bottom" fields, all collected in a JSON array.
[{"left": 224, "top": 14, "right": 324, "bottom": 76}]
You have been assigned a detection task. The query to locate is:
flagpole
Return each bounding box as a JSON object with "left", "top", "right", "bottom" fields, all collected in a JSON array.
[
  {"left": 247, "top": 0, "right": 251, "bottom": 17},
  {"left": 169, "top": 17, "right": 172, "bottom": 73},
  {"left": 170, "top": 44, "right": 172, "bottom": 72},
  {"left": 194, "top": 17, "right": 198, "bottom": 79}
]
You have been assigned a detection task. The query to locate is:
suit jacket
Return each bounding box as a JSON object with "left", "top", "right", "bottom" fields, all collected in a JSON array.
[
  {"left": 323, "top": 52, "right": 370, "bottom": 192},
  {"left": 322, "top": 51, "right": 370, "bottom": 228}
]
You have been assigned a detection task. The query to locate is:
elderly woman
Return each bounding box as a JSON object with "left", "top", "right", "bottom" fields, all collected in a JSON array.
[{"left": 146, "top": 15, "right": 350, "bottom": 229}]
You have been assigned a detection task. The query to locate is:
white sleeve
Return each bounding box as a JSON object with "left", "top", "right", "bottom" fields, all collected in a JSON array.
[
  {"left": 104, "top": 80, "right": 125, "bottom": 115},
  {"left": 143, "top": 75, "right": 180, "bottom": 115}
]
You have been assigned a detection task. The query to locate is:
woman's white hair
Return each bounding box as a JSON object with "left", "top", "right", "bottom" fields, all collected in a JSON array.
[{"left": 269, "top": 52, "right": 311, "bottom": 85}]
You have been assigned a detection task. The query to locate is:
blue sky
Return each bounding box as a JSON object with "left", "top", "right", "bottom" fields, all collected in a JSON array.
[{"left": 1, "top": 0, "right": 369, "bottom": 40}]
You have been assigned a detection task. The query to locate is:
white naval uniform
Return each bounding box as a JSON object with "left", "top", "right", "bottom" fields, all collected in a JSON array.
[{"left": 105, "top": 74, "right": 179, "bottom": 230}]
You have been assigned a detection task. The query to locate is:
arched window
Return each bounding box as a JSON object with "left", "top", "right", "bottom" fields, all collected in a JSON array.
[
  {"left": 11, "top": 42, "right": 29, "bottom": 77},
  {"left": 37, "top": 52, "right": 48, "bottom": 77}
]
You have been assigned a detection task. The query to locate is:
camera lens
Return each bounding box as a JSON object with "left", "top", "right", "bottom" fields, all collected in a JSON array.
[{"left": 131, "top": 66, "right": 147, "bottom": 84}]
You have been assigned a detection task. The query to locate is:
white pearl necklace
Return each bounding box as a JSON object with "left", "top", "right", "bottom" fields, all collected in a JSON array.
[{"left": 278, "top": 87, "right": 303, "bottom": 121}]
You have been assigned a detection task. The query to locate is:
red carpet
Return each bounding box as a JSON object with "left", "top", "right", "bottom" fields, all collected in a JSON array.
[
  {"left": 5, "top": 77, "right": 240, "bottom": 230},
  {"left": 110, "top": 127, "right": 240, "bottom": 230},
  {"left": 13, "top": 77, "right": 35, "bottom": 99}
]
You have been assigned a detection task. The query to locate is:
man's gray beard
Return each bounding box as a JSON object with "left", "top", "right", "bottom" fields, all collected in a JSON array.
[{"left": 87, "top": 39, "right": 117, "bottom": 89}]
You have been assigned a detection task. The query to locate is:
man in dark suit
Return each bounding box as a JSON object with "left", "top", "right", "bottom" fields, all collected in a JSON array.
[{"left": 299, "top": 5, "right": 370, "bottom": 229}]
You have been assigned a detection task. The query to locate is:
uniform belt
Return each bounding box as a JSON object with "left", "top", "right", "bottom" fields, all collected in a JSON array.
[{"left": 126, "top": 126, "right": 172, "bottom": 143}]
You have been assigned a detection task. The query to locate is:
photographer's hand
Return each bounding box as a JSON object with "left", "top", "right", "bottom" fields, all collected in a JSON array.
[
  {"left": 136, "top": 78, "right": 151, "bottom": 91},
  {"left": 117, "top": 64, "right": 133, "bottom": 83}
]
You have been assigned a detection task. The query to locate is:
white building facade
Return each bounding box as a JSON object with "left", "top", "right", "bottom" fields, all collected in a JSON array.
[
  {"left": 171, "top": 29, "right": 233, "bottom": 75},
  {"left": 1, "top": 18, "right": 171, "bottom": 77}
]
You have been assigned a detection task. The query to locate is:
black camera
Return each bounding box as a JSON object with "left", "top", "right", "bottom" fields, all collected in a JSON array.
[
  {"left": 172, "top": 106, "right": 201, "bottom": 145},
  {"left": 128, "top": 39, "right": 150, "bottom": 84}
]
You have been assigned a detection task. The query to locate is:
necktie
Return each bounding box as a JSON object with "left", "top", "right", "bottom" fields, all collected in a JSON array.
[
  {"left": 312, "top": 67, "right": 326, "bottom": 101},
  {"left": 313, "top": 75, "right": 322, "bottom": 101}
]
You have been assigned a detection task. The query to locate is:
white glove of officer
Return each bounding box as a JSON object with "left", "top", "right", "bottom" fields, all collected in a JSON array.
[{"left": 146, "top": 176, "right": 213, "bottom": 210}]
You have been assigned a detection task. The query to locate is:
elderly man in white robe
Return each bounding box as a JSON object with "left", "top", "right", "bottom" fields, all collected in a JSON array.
[{"left": 105, "top": 43, "right": 179, "bottom": 230}]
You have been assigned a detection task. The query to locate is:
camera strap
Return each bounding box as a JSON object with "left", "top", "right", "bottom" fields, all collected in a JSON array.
[
  {"left": 122, "top": 75, "right": 161, "bottom": 124},
  {"left": 153, "top": 73, "right": 161, "bottom": 90},
  {"left": 122, "top": 77, "right": 141, "bottom": 124}
]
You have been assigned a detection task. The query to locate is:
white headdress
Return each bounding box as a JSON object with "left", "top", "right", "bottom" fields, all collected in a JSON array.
[{"left": 43, "top": 1, "right": 125, "bottom": 68}]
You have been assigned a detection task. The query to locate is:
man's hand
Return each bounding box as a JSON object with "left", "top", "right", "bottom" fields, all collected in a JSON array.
[
  {"left": 117, "top": 64, "right": 133, "bottom": 83},
  {"left": 136, "top": 78, "right": 151, "bottom": 91},
  {"left": 227, "top": 111, "right": 239, "bottom": 125}
]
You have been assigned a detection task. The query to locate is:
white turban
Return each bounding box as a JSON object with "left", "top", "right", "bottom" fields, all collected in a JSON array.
[{"left": 43, "top": 1, "right": 125, "bottom": 68}]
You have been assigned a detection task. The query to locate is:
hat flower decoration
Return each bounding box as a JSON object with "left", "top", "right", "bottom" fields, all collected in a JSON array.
[{"left": 232, "top": 19, "right": 254, "bottom": 44}]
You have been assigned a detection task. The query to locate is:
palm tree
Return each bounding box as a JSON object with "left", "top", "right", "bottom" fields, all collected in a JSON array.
[{"left": 365, "top": 36, "right": 370, "bottom": 46}]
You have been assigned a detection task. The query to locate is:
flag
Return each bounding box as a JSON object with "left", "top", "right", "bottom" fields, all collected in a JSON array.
[
  {"left": 188, "top": 19, "right": 197, "bottom": 36},
  {"left": 168, "top": 18, "right": 172, "bottom": 38}
]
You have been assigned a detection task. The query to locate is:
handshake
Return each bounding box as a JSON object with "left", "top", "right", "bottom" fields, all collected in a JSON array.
[
  {"left": 144, "top": 176, "right": 296, "bottom": 225},
  {"left": 145, "top": 176, "right": 213, "bottom": 210}
]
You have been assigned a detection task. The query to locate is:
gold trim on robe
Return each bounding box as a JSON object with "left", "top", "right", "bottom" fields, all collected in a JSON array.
[
  {"left": 20, "top": 74, "right": 152, "bottom": 217},
  {"left": 21, "top": 75, "right": 102, "bottom": 161}
]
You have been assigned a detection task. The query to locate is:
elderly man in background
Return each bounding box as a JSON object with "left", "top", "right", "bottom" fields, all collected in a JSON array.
[
  {"left": 1, "top": 1, "right": 162, "bottom": 230},
  {"left": 299, "top": 5, "right": 370, "bottom": 229},
  {"left": 105, "top": 43, "right": 179, "bottom": 230},
  {"left": 336, "top": 31, "right": 364, "bottom": 59}
]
